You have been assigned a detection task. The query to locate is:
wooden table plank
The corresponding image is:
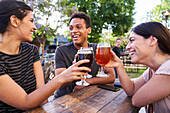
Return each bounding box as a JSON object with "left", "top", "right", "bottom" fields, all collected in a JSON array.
[
  {"left": 60, "top": 88, "right": 124, "bottom": 113},
  {"left": 45, "top": 87, "right": 124, "bottom": 113},
  {"left": 27, "top": 85, "right": 100, "bottom": 113},
  {"left": 98, "top": 91, "right": 133, "bottom": 113},
  {"left": 26, "top": 85, "right": 139, "bottom": 113}
]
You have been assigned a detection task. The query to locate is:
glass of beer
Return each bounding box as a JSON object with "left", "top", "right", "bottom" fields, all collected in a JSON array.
[
  {"left": 95, "top": 42, "right": 111, "bottom": 77},
  {"left": 76, "top": 47, "right": 94, "bottom": 86}
]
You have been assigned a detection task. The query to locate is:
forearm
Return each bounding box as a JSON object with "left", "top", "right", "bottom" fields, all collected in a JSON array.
[
  {"left": 86, "top": 76, "right": 114, "bottom": 85},
  {"left": 116, "top": 63, "right": 135, "bottom": 96},
  {"left": 59, "top": 82, "right": 72, "bottom": 89},
  {"left": 21, "top": 76, "right": 64, "bottom": 110}
]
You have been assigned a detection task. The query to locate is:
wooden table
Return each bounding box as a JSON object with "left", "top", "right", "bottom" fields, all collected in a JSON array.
[{"left": 26, "top": 84, "right": 140, "bottom": 113}]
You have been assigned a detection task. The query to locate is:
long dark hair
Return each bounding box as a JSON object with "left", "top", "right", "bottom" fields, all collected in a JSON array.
[
  {"left": 131, "top": 22, "right": 170, "bottom": 55},
  {"left": 0, "top": 0, "right": 32, "bottom": 34}
]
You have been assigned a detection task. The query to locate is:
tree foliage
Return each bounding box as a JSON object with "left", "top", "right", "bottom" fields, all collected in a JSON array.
[
  {"left": 57, "top": 0, "right": 135, "bottom": 43},
  {"left": 144, "top": 0, "right": 170, "bottom": 26},
  {"left": 23, "top": 0, "right": 135, "bottom": 54},
  {"left": 22, "top": 0, "right": 56, "bottom": 61}
]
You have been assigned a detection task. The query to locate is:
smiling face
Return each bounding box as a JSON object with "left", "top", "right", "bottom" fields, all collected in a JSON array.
[
  {"left": 17, "top": 11, "right": 37, "bottom": 42},
  {"left": 69, "top": 18, "right": 91, "bottom": 48},
  {"left": 126, "top": 31, "right": 153, "bottom": 64}
]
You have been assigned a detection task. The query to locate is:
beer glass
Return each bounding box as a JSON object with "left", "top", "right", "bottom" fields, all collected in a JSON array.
[
  {"left": 95, "top": 42, "right": 111, "bottom": 77},
  {"left": 76, "top": 47, "right": 94, "bottom": 86}
]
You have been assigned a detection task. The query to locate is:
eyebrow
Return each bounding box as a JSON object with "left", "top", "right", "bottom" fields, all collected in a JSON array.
[
  {"left": 129, "top": 36, "right": 135, "bottom": 40},
  {"left": 69, "top": 23, "right": 83, "bottom": 26}
]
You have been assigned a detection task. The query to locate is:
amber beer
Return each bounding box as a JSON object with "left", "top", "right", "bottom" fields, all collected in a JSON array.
[
  {"left": 95, "top": 46, "right": 111, "bottom": 67},
  {"left": 76, "top": 50, "right": 93, "bottom": 68}
]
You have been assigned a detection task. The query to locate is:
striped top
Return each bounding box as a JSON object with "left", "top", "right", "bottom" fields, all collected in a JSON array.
[{"left": 0, "top": 42, "right": 40, "bottom": 113}]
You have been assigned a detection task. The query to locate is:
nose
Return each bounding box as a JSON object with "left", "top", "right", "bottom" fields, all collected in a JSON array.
[
  {"left": 126, "top": 42, "right": 130, "bottom": 50},
  {"left": 33, "top": 24, "right": 37, "bottom": 30}
]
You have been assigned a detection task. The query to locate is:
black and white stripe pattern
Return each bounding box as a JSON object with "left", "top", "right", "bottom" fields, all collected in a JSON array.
[{"left": 0, "top": 42, "right": 40, "bottom": 112}]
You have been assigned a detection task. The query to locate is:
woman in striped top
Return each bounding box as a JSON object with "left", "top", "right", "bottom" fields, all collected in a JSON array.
[{"left": 0, "top": 0, "right": 91, "bottom": 112}]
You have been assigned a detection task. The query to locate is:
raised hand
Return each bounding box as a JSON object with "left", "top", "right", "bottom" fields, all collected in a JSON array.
[
  {"left": 105, "top": 51, "right": 122, "bottom": 68},
  {"left": 58, "top": 59, "right": 91, "bottom": 83}
]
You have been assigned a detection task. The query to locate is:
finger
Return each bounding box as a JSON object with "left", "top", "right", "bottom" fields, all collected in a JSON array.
[
  {"left": 80, "top": 66, "right": 91, "bottom": 72},
  {"left": 72, "top": 54, "right": 78, "bottom": 64},
  {"left": 74, "top": 59, "right": 90, "bottom": 67},
  {"left": 74, "top": 73, "right": 88, "bottom": 79},
  {"left": 111, "top": 50, "right": 116, "bottom": 56},
  {"left": 73, "top": 66, "right": 91, "bottom": 73},
  {"left": 105, "top": 65, "right": 114, "bottom": 68}
]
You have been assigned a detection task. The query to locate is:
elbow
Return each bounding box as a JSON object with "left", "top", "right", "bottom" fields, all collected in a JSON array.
[
  {"left": 132, "top": 96, "right": 143, "bottom": 107},
  {"left": 15, "top": 99, "right": 41, "bottom": 110},
  {"left": 108, "top": 77, "right": 115, "bottom": 84},
  {"left": 16, "top": 103, "right": 39, "bottom": 110},
  {"left": 109, "top": 74, "right": 116, "bottom": 83}
]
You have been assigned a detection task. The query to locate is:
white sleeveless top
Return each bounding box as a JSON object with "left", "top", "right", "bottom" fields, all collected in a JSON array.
[{"left": 142, "top": 60, "right": 170, "bottom": 113}]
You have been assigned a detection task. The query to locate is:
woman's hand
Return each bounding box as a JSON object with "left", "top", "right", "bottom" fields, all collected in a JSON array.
[
  {"left": 58, "top": 59, "right": 91, "bottom": 83},
  {"left": 106, "top": 51, "right": 122, "bottom": 68}
]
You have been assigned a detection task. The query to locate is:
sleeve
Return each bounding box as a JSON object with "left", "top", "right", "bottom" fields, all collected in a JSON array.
[
  {"left": 33, "top": 45, "right": 40, "bottom": 63},
  {"left": 155, "top": 60, "right": 170, "bottom": 75},
  {"left": 55, "top": 47, "right": 67, "bottom": 69},
  {"left": 142, "top": 67, "right": 150, "bottom": 82},
  {"left": 0, "top": 65, "right": 6, "bottom": 76}
]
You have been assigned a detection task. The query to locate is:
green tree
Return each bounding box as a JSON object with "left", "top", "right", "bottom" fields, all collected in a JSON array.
[
  {"left": 144, "top": 0, "right": 170, "bottom": 26},
  {"left": 22, "top": 0, "right": 57, "bottom": 62},
  {"left": 57, "top": 0, "right": 135, "bottom": 43}
]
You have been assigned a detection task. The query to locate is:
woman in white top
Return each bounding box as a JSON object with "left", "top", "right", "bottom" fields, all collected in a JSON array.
[{"left": 107, "top": 22, "right": 170, "bottom": 113}]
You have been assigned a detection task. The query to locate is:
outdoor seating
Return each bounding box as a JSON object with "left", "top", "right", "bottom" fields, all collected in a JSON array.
[
  {"left": 26, "top": 80, "right": 140, "bottom": 113},
  {"left": 120, "top": 54, "right": 147, "bottom": 73}
]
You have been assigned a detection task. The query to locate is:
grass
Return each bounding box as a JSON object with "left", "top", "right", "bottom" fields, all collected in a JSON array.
[{"left": 127, "top": 68, "right": 147, "bottom": 79}]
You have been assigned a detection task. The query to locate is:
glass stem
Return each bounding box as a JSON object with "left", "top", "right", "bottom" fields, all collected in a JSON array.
[{"left": 100, "top": 67, "right": 105, "bottom": 75}]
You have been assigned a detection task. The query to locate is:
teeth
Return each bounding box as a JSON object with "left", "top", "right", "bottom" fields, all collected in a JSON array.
[
  {"left": 129, "top": 52, "right": 135, "bottom": 55},
  {"left": 73, "top": 35, "right": 78, "bottom": 38}
]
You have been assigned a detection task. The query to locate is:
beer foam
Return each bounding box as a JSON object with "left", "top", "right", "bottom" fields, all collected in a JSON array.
[
  {"left": 77, "top": 51, "right": 92, "bottom": 54},
  {"left": 97, "top": 46, "right": 111, "bottom": 48}
]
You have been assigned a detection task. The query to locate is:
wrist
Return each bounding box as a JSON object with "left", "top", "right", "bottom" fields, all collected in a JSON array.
[
  {"left": 54, "top": 74, "right": 66, "bottom": 85},
  {"left": 116, "top": 61, "right": 124, "bottom": 70}
]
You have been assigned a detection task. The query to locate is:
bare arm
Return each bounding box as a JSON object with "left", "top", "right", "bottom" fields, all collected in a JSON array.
[
  {"left": 0, "top": 60, "right": 91, "bottom": 110},
  {"left": 86, "top": 67, "right": 115, "bottom": 85},
  {"left": 116, "top": 63, "right": 145, "bottom": 96},
  {"left": 106, "top": 51, "right": 145, "bottom": 96},
  {"left": 55, "top": 68, "right": 72, "bottom": 89},
  {"left": 33, "top": 60, "right": 48, "bottom": 103},
  {"left": 132, "top": 74, "right": 170, "bottom": 107},
  {"left": 106, "top": 51, "right": 170, "bottom": 108}
]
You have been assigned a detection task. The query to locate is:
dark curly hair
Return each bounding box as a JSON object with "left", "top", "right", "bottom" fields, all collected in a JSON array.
[{"left": 69, "top": 12, "right": 91, "bottom": 28}]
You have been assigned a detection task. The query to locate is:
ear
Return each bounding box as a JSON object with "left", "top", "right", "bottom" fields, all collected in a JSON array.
[
  {"left": 10, "top": 15, "right": 20, "bottom": 27},
  {"left": 87, "top": 27, "right": 91, "bottom": 34},
  {"left": 149, "top": 35, "right": 158, "bottom": 46}
]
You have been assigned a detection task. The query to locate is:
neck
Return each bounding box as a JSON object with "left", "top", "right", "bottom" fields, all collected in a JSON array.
[
  {"left": 0, "top": 32, "right": 21, "bottom": 54},
  {"left": 144, "top": 53, "right": 170, "bottom": 71},
  {"left": 74, "top": 43, "right": 88, "bottom": 50}
]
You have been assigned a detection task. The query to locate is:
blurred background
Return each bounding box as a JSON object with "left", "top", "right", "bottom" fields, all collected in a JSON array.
[{"left": 22, "top": 0, "right": 170, "bottom": 82}]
